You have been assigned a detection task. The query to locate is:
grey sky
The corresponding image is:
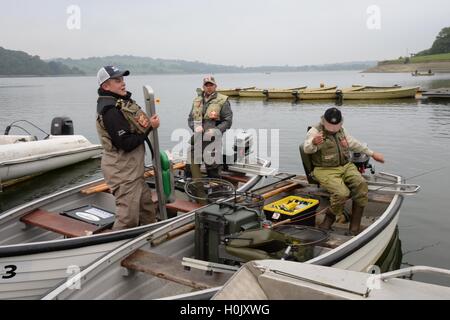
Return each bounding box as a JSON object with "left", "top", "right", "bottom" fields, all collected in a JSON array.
[{"left": 1, "top": 0, "right": 450, "bottom": 66}]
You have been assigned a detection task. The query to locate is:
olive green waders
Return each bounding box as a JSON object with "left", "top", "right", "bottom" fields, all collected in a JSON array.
[{"left": 313, "top": 162, "right": 368, "bottom": 234}]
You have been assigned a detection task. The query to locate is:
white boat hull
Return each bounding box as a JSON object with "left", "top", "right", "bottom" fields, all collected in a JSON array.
[{"left": 0, "top": 135, "right": 102, "bottom": 183}]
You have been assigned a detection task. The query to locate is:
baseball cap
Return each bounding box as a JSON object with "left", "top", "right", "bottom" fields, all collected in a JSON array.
[
  {"left": 323, "top": 107, "right": 343, "bottom": 132},
  {"left": 97, "top": 66, "right": 130, "bottom": 86},
  {"left": 203, "top": 76, "right": 216, "bottom": 86}
]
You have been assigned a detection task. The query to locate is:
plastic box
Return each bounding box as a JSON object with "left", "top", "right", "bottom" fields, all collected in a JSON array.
[{"left": 264, "top": 196, "right": 319, "bottom": 226}]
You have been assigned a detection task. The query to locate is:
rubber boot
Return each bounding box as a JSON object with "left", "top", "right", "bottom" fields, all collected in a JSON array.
[
  {"left": 319, "top": 208, "right": 336, "bottom": 230},
  {"left": 348, "top": 203, "right": 365, "bottom": 236}
]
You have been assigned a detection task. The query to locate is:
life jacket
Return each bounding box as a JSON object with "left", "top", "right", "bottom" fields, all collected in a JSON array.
[
  {"left": 192, "top": 92, "right": 228, "bottom": 122},
  {"left": 96, "top": 95, "right": 151, "bottom": 152},
  {"left": 310, "top": 123, "right": 351, "bottom": 167}
]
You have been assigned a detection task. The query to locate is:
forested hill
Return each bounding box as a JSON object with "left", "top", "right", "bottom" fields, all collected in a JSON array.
[
  {"left": 0, "top": 47, "right": 84, "bottom": 76},
  {"left": 54, "top": 55, "right": 376, "bottom": 75}
]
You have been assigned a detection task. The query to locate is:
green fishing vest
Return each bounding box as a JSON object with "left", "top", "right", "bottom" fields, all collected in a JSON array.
[
  {"left": 192, "top": 92, "right": 228, "bottom": 121},
  {"left": 310, "top": 123, "right": 351, "bottom": 167},
  {"left": 96, "top": 96, "right": 151, "bottom": 152}
]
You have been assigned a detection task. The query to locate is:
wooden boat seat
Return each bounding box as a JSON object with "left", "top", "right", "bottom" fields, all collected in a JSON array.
[
  {"left": 121, "top": 249, "right": 230, "bottom": 290},
  {"left": 20, "top": 209, "right": 106, "bottom": 238}
]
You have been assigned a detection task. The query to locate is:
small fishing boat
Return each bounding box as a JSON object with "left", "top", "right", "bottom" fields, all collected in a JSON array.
[
  {"left": 239, "top": 87, "right": 306, "bottom": 98},
  {"left": 298, "top": 87, "right": 340, "bottom": 100},
  {"left": 351, "top": 84, "right": 402, "bottom": 89},
  {"left": 42, "top": 150, "right": 420, "bottom": 300},
  {"left": 216, "top": 86, "right": 256, "bottom": 96},
  {"left": 421, "top": 88, "right": 450, "bottom": 100},
  {"left": 212, "top": 260, "right": 450, "bottom": 300},
  {"left": 267, "top": 86, "right": 336, "bottom": 99},
  {"left": 0, "top": 118, "right": 102, "bottom": 187},
  {"left": 342, "top": 86, "right": 419, "bottom": 100},
  {"left": 412, "top": 71, "right": 434, "bottom": 76}
]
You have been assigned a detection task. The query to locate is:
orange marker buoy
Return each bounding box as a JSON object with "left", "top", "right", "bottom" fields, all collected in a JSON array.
[{"left": 155, "top": 98, "right": 161, "bottom": 103}]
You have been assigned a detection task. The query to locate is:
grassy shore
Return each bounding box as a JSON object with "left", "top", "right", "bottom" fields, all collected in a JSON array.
[
  {"left": 379, "top": 53, "right": 450, "bottom": 65},
  {"left": 364, "top": 53, "right": 450, "bottom": 73}
]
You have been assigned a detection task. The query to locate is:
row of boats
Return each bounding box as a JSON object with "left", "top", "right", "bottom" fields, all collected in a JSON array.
[{"left": 216, "top": 85, "right": 420, "bottom": 100}]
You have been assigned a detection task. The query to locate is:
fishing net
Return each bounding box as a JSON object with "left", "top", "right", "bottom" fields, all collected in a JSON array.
[{"left": 184, "top": 178, "right": 236, "bottom": 203}]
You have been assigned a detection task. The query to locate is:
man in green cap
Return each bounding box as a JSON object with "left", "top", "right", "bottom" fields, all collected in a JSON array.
[
  {"left": 186, "top": 76, "right": 233, "bottom": 179},
  {"left": 303, "top": 107, "right": 384, "bottom": 235}
]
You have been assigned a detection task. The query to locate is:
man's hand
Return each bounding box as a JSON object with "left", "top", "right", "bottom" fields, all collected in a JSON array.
[
  {"left": 372, "top": 152, "right": 385, "bottom": 163},
  {"left": 312, "top": 131, "right": 324, "bottom": 145},
  {"left": 340, "top": 138, "right": 349, "bottom": 148},
  {"left": 195, "top": 125, "right": 204, "bottom": 133},
  {"left": 150, "top": 114, "right": 160, "bottom": 129}
]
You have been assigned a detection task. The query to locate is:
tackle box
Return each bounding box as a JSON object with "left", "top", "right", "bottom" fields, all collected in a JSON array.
[{"left": 263, "top": 195, "right": 319, "bottom": 226}]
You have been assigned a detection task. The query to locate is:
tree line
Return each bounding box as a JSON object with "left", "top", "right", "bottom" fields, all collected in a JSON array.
[{"left": 0, "top": 47, "right": 84, "bottom": 76}]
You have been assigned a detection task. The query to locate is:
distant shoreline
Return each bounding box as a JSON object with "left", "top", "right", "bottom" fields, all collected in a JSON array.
[
  {"left": 0, "top": 69, "right": 369, "bottom": 79},
  {"left": 0, "top": 74, "right": 87, "bottom": 78},
  {"left": 363, "top": 61, "right": 450, "bottom": 73}
]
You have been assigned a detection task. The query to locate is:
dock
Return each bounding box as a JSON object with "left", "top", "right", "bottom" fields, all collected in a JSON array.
[{"left": 421, "top": 88, "right": 450, "bottom": 99}]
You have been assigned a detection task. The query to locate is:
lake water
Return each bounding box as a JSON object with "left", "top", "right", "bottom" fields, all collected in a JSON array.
[{"left": 1, "top": 71, "right": 450, "bottom": 284}]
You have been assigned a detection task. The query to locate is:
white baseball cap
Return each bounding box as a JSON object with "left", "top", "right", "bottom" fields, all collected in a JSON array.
[{"left": 97, "top": 66, "right": 130, "bottom": 86}]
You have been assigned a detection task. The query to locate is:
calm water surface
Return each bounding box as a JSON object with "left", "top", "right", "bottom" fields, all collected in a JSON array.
[{"left": 1, "top": 71, "right": 450, "bottom": 283}]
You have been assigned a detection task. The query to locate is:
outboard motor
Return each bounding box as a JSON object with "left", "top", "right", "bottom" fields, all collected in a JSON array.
[
  {"left": 223, "top": 130, "right": 254, "bottom": 170},
  {"left": 233, "top": 130, "right": 254, "bottom": 163},
  {"left": 50, "top": 117, "right": 74, "bottom": 135},
  {"left": 351, "top": 151, "right": 375, "bottom": 174}
]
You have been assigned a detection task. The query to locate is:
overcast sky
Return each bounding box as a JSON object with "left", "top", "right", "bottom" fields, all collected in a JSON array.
[{"left": 1, "top": 0, "right": 450, "bottom": 66}]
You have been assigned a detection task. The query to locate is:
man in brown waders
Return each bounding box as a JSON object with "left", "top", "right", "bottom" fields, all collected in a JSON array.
[
  {"left": 186, "top": 76, "right": 233, "bottom": 181},
  {"left": 303, "top": 107, "right": 385, "bottom": 235},
  {"left": 96, "top": 66, "right": 160, "bottom": 230}
]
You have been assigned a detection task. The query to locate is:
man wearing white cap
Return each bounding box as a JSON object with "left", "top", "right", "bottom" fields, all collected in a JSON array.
[
  {"left": 96, "top": 66, "right": 160, "bottom": 230},
  {"left": 303, "top": 107, "right": 384, "bottom": 235}
]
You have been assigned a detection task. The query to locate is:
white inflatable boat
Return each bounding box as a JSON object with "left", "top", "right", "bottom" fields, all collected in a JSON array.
[{"left": 0, "top": 118, "right": 102, "bottom": 186}]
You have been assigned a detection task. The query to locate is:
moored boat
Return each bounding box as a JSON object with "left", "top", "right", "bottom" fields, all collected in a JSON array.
[
  {"left": 351, "top": 84, "right": 402, "bottom": 89},
  {"left": 298, "top": 87, "right": 339, "bottom": 100},
  {"left": 342, "top": 86, "right": 419, "bottom": 100},
  {"left": 239, "top": 87, "right": 306, "bottom": 98},
  {"left": 216, "top": 86, "right": 255, "bottom": 96},
  {"left": 412, "top": 71, "right": 435, "bottom": 76},
  {"left": 267, "top": 86, "right": 336, "bottom": 99},
  {"left": 0, "top": 118, "right": 102, "bottom": 187}
]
